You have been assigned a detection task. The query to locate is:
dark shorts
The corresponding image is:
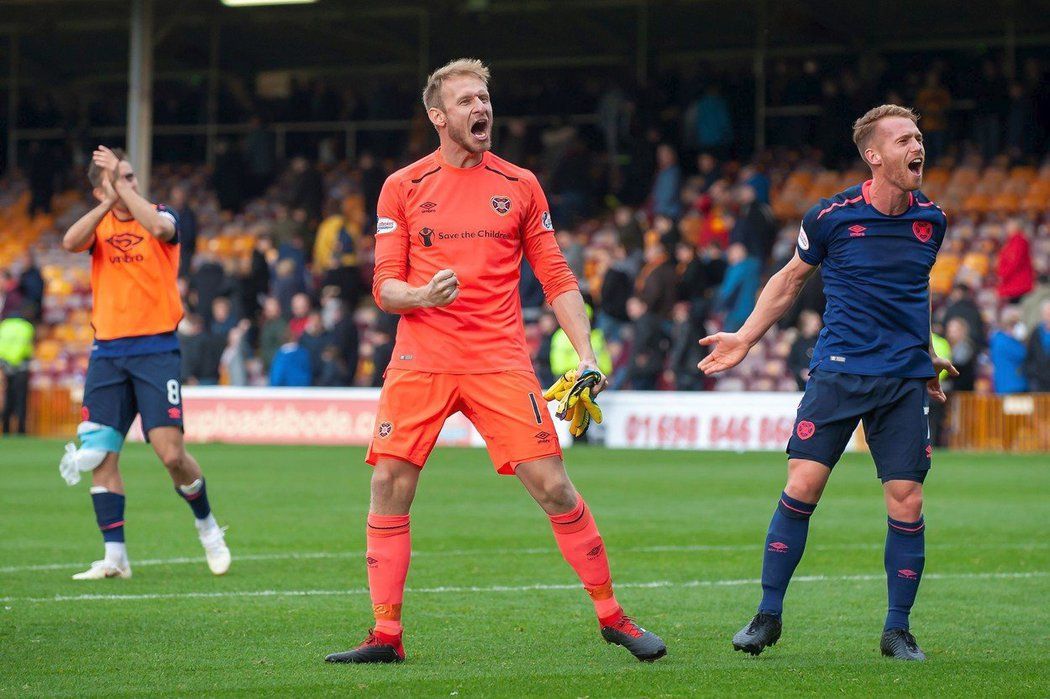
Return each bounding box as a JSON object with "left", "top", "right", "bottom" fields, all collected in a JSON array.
[
  {"left": 787, "top": 369, "right": 931, "bottom": 483},
  {"left": 82, "top": 351, "right": 184, "bottom": 439}
]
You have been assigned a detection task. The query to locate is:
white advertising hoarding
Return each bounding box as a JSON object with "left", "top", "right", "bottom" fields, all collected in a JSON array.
[{"left": 131, "top": 387, "right": 851, "bottom": 453}]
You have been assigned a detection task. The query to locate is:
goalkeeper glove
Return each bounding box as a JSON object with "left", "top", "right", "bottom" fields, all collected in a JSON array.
[{"left": 543, "top": 369, "right": 603, "bottom": 437}]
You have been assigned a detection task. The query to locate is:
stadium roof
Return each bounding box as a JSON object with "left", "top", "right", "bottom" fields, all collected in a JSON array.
[{"left": 1, "top": 0, "right": 1048, "bottom": 88}]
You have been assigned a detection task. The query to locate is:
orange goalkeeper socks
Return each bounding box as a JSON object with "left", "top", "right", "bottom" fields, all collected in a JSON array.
[
  {"left": 366, "top": 513, "right": 411, "bottom": 636},
  {"left": 548, "top": 497, "right": 621, "bottom": 620}
]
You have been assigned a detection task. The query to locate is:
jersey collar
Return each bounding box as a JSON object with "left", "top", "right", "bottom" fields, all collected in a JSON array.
[
  {"left": 434, "top": 147, "right": 489, "bottom": 173},
  {"left": 862, "top": 179, "right": 914, "bottom": 215}
]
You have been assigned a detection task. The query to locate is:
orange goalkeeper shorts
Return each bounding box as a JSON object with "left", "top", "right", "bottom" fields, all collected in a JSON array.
[{"left": 365, "top": 369, "right": 562, "bottom": 474}]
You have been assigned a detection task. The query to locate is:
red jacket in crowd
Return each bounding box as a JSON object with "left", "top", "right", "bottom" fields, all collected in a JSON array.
[{"left": 997, "top": 230, "right": 1034, "bottom": 300}]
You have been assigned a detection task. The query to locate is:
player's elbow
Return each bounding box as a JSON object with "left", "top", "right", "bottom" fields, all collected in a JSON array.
[
  {"left": 61, "top": 233, "right": 83, "bottom": 253},
  {"left": 543, "top": 280, "right": 580, "bottom": 307},
  {"left": 373, "top": 278, "right": 398, "bottom": 314},
  {"left": 150, "top": 222, "right": 173, "bottom": 239}
]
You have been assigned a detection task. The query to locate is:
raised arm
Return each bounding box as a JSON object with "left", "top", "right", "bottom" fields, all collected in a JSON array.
[
  {"left": 698, "top": 251, "right": 817, "bottom": 375},
  {"left": 62, "top": 196, "right": 115, "bottom": 253},
  {"left": 93, "top": 146, "right": 175, "bottom": 241}
]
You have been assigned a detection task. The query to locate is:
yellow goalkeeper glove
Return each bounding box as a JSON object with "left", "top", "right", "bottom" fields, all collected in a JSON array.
[{"left": 543, "top": 369, "right": 603, "bottom": 437}]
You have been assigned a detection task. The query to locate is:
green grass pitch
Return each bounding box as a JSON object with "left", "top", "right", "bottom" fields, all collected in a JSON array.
[{"left": 0, "top": 438, "right": 1047, "bottom": 697}]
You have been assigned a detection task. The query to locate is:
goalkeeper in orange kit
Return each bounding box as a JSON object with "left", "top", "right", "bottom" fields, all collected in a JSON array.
[{"left": 323, "top": 59, "right": 665, "bottom": 665}]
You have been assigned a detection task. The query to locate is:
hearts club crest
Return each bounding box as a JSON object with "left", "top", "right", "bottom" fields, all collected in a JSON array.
[
  {"left": 490, "top": 196, "right": 512, "bottom": 216},
  {"left": 912, "top": 221, "right": 933, "bottom": 242}
]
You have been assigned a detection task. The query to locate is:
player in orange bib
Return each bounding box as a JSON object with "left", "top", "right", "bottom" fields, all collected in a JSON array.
[
  {"left": 59, "top": 146, "right": 230, "bottom": 580},
  {"left": 324, "top": 59, "right": 665, "bottom": 665}
]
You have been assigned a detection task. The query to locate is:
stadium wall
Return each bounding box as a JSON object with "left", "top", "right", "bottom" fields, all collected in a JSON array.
[
  {"left": 120, "top": 387, "right": 838, "bottom": 453},
  {"left": 26, "top": 387, "right": 1050, "bottom": 452}
]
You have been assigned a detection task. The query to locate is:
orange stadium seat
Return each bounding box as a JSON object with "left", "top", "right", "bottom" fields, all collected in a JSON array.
[
  {"left": 961, "top": 194, "right": 992, "bottom": 214},
  {"left": 990, "top": 192, "right": 1021, "bottom": 213}
]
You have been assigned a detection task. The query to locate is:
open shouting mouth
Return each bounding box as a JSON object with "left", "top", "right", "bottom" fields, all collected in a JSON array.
[
  {"left": 908, "top": 156, "right": 924, "bottom": 177},
  {"left": 470, "top": 117, "right": 490, "bottom": 142}
]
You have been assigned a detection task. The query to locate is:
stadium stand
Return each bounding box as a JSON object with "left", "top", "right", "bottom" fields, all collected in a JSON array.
[
  {"left": 1, "top": 50, "right": 1048, "bottom": 411},
  {"left": 3, "top": 149, "right": 1048, "bottom": 399}
]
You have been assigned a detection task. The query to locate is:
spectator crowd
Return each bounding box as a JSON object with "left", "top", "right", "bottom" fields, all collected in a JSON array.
[{"left": 1, "top": 52, "right": 1048, "bottom": 425}]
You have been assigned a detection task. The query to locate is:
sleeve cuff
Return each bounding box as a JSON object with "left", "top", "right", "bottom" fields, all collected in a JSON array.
[
  {"left": 797, "top": 249, "right": 820, "bottom": 266},
  {"left": 544, "top": 280, "right": 580, "bottom": 305}
]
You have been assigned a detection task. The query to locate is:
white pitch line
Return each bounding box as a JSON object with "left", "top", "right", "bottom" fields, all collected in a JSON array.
[
  {"left": 1, "top": 541, "right": 1046, "bottom": 575},
  {"left": 0, "top": 571, "right": 1044, "bottom": 605}
]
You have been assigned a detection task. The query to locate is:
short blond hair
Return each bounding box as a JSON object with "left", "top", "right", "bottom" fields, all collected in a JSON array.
[
  {"left": 852, "top": 104, "right": 919, "bottom": 157},
  {"left": 422, "top": 58, "right": 491, "bottom": 111}
]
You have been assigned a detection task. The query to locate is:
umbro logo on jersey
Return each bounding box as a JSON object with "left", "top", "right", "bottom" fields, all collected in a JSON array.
[
  {"left": 913, "top": 221, "right": 933, "bottom": 242},
  {"left": 490, "top": 195, "right": 512, "bottom": 216},
  {"left": 106, "top": 233, "right": 144, "bottom": 253},
  {"left": 420, "top": 201, "right": 437, "bottom": 213},
  {"left": 848, "top": 224, "right": 866, "bottom": 237}
]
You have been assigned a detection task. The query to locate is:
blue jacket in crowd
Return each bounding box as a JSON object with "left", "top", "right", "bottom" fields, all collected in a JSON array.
[
  {"left": 718, "top": 256, "right": 761, "bottom": 332},
  {"left": 989, "top": 330, "right": 1028, "bottom": 394},
  {"left": 269, "top": 343, "right": 312, "bottom": 387}
]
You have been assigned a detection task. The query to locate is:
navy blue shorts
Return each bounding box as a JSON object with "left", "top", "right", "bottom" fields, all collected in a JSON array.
[
  {"left": 82, "top": 351, "right": 184, "bottom": 439},
  {"left": 787, "top": 370, "right": 931, "bottom": 483}
]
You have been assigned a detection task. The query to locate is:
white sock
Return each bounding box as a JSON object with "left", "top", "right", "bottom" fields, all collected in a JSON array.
[
  {"left": 104, "top": 541, "right": 128, "bottom": 565},
  {"left": 195, "top": 513, "right": 219, "bottom": 533}
]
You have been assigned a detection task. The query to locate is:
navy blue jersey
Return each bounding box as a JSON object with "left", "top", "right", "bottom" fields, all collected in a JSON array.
[{"left": 797, "top": 180, "right": 946, "bottom": 378}]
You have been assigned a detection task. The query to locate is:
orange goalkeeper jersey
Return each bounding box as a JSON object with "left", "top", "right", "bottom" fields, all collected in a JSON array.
[{"left": 373, "top": 149, "right": 579, "bottom": 374}]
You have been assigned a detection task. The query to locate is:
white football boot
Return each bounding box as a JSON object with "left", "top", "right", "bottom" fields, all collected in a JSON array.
[
  {"left": 72, "top": 559, "right": 132, "bottom": 580},
  {"left": 198, "top": 522, "right": 231, "bottom": 575}
]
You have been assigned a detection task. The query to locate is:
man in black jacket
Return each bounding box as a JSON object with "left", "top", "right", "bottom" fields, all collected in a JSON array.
[{"left": 1025, "top": 300, "right": 1050, "bottom": 391}]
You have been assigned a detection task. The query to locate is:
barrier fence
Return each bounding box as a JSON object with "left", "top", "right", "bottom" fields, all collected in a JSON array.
[
  {"left": 12, "top": 387, "right": 1050, "bottom": 454},
  {"left": 949, "top": 392, "right": 1050, "bottom": 452}
]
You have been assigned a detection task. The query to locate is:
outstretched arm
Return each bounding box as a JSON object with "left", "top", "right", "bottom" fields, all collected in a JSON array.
[{"left": 698, "top": 251, "right": 817, "bottom": 375}]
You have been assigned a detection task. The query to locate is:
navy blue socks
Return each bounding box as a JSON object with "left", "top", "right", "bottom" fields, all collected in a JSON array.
[
  {"left": 884, "top": 516, "right": 926, "bottom": 631},
  {"left": 758, "top": 492, "right": 816, "bottom": 616},
  {"left": 176, "top": 478, "right": 212, "bottom": 520},
  {"left": 90, "top": 487, "right": 126, "bottom": 543}
]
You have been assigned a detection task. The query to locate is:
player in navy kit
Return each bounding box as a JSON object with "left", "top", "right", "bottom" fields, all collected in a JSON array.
[{"left": 699, "top": 105, "right": 958, "bottom": 661}]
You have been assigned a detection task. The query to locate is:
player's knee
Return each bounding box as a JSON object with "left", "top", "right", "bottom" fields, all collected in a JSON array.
[
  {"left": 370, "top": 464, "right": 416, "bottom": 505},
  {"left": 158, "top": 449, "right": 185, "bottom": 473},
  {"left": 538, "top": 478, "right": 578, "bottom": 513},
  {"left": 783, "top": 477, "right": 823, "bottom": 505},
  {"left": 886, "top": 485, "right": 923, "bottom": 519},
  {"left": 370, "top": 468, "right": 395, "bottom": 497}
]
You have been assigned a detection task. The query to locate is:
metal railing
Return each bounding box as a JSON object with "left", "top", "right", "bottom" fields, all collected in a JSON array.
[
  {"left": 948, "top": 392, "right": 1050, "bottom": 452},
  {"left": 9, "top": 113, "right": 600, "bottom": 165}
]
